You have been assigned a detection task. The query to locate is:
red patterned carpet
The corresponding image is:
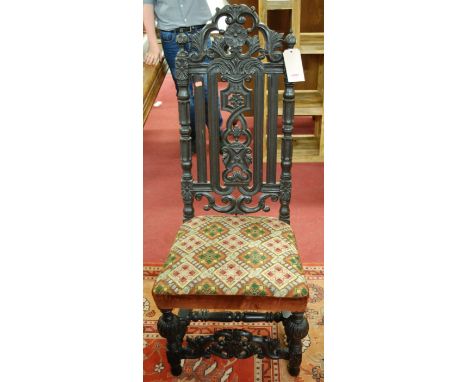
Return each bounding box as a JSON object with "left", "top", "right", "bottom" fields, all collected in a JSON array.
[
  {"left": 143, "top": 264, "right": 324, "bottom": 382},
  {"left": 144, "top": 75, "right": 323, "bottom": 264}
]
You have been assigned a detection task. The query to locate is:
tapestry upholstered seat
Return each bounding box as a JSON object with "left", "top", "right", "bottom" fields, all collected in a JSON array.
[
  {"left": 151, "top": 4, "right": 310, "bottom": 378},
  {"left": 153, "top": 216, "right": 308, "bottom": 310}
]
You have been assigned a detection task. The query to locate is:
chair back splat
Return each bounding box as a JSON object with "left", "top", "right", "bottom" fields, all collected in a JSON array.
[{"left": 174, "top": 4, "right": 296, "bottom": 223}]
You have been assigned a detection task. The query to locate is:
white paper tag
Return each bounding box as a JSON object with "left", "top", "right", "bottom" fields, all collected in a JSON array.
[{"left": 283, "top": 48, "right": 305, "bottom": 82}]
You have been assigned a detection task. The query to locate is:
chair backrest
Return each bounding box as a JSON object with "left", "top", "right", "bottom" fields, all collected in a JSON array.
[{"left": 175, "top": 4, "right": 296, "bottom": 223}]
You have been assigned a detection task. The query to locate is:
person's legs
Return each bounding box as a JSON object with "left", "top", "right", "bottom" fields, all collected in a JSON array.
[
  {"left": 160, "top": 30, "right": 179, "bottom": 90},
  {"left": 161, "top": 29, "right": 223, "bottom": 153}
]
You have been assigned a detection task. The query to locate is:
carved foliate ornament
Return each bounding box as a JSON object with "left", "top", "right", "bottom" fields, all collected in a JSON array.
[{"left": 174, "top": 4, "right": 296, "bottom": 218}]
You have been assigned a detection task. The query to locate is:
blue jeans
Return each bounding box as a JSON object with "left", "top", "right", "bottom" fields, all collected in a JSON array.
[{"left": 160, "top": 28, "right": 222, "bottom": 141}]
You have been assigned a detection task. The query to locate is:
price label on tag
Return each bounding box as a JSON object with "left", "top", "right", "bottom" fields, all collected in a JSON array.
[{"left": 283, "top": 48, "right": 305, "bottom": 82}]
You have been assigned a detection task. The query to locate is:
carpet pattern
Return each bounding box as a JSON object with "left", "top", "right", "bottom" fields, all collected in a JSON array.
[{"left": 144, "top": 264, "right": 324, "bottom": 382}]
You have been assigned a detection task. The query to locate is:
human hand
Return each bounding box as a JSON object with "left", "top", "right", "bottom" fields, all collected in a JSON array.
[{"left": 144, "top": 44, "right": 163, "bottom": 66}]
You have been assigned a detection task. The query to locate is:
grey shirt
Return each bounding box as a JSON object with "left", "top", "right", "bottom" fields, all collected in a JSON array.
[{"left": 143, "top": 0, "right": 213, "bottom": 31}]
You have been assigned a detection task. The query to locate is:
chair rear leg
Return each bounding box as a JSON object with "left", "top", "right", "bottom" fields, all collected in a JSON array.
[
  {"left": 283, "top": 312, "right": 309, "bottom": 376},
  {"left": 157, "top": 309, "right": 188, "bottom": 376}
]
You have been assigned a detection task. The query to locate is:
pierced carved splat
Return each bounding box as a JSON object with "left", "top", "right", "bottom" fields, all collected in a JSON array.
[{"left": 175, "top": 4, "right": 296, "bottom": 220}]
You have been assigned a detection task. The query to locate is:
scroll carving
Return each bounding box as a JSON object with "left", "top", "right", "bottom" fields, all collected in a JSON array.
[
  {"left": 175, "top": 4, "right": 296, "bottom": 218},
  {"left": 185, "top": 329, "right": 288, "bottom": 360}
]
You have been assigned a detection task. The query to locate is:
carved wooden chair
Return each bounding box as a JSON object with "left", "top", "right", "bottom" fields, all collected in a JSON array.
[{"left": 152, "top": 4, "right": 309, "bottom": 377}]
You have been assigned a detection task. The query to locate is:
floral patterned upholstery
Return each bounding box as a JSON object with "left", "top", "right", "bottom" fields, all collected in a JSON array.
[{"left": 153, "top": 216, "right": 308, "bottom": 299}]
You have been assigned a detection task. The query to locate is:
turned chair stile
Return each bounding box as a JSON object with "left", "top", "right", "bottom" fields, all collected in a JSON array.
[{"left": 152, "top": 4, "right": 309, "bottom": 377}]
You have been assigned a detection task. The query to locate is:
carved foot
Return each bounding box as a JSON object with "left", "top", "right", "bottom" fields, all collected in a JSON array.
[
  {"left": 283, "top": 312, "right": 309, "bottom": 377},
  {"left": 157, "top": 309, "right": 189, "bottom": 376}
]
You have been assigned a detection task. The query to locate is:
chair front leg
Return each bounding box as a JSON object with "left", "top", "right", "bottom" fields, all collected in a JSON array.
[
  {"left": 283, "top": 312, "right": 309, "bottom": 376},
  {"left": 157, "top": 309, "right": 189, "bottom": 376}
]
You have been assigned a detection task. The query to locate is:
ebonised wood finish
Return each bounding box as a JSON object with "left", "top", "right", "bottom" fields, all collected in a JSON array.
[
  {"left": 174, "top": 3, "right": 296, "bottom": 223},
  {"left": 157, "top": 309, "right": 309, "bottom": 376},
  {"left": 156, "top": 4, "right": 307, "bottom": 377}
]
